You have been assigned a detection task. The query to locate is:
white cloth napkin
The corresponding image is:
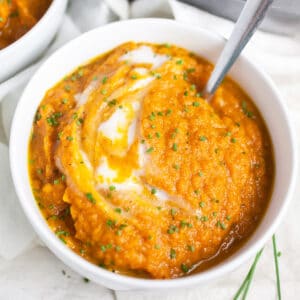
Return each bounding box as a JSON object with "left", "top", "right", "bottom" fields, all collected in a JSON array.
[{"left": 1, "top": 0, "right": 300, "bottom": 299}]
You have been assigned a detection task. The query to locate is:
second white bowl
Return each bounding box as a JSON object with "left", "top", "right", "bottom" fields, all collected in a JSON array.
[{"left": 0, "top": 0, "right": 68, "bottom": 82}]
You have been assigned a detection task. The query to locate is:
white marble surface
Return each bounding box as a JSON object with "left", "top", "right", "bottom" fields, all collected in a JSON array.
[{"left": 0, "top": 0, "right": 299, "bottom": 299}]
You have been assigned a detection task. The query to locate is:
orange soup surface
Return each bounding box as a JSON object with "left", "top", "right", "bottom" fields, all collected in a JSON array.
[
  {"left": 0, "top": 0, "right": 52, "bottom": 49},
  {"left": 28, "top": 42, "right": 274, "bottom": 279}
]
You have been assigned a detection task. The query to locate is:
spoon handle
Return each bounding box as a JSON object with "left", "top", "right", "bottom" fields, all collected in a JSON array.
[{"left": 204, "top": 0, "right": 273, "bottom": 97}]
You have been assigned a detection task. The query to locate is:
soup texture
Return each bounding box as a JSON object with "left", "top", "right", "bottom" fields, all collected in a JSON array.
[
  {"left": 0, "top": 0, "right": 52, "bottom": 49},
  {"left": 28, "top": 42, "right": 274, "bottom": 279}
]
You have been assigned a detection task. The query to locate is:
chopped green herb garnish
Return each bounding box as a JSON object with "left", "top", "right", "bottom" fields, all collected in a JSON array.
[
  {"left": 59, "top": 237, "right": 67, "bottom": 244},
  {"left": 172, "top": 143, "right": 178, "bottom": 151},
  {"left": 183, "top": 72, "right": 188, "bottom": 81},
  {"left": 151, "top": 188, "right": 157, "bottom": 195},
  {"left": 37, "top": 168, "right": 43, "bottom": 174},
  {"left": 216, "top": 221, "right": 226, "bottom": 230},
  {"left": 187, "top": 68, "right": 195, "bottom": 73},
  {"left": 102, "top": 76, "right": 108, "bottom": 84},
  {"left": 199, "top": 201, "right": 205, "bottom": 208},
  {"left": 183, "top": 106, "right": 189, "bottom": 113},
  {"left": 181, "top": 264, "right": 189, "bottom": 273},
  {"left": 106, "top": 219, "right": 116, "bottom": 228},
  {"left": 56, "top": 230, "right": 69, "bottom": 237},
  {"left": 114, "top": 208, "right": 122, "bottom": 214},
  {"left": 152, "top": 72, "right": 161, "bottom": 79},
  {"left": 199, "top": 136, "right": 207, "bottom": 141},
  {"left": 173, "top": 164, "right": 180, "bottom": 170},
  {"left": 187, "top": 245, "right": 195, "bottom": 252},
  {"left": 170, "top": 248, "right": 176, "bottom": 259},
  {"left": 149, "top": 112, "right": 156, "bottom": 120},
  {"left": 155, "top": 132, "right": 161, "bottom": 138},
  {"left": 76, "top": 118, "right": 84, "bottom": 126},
  {"left": 119, "top": 224, "right": 127, "bottom": 230},
  {"left": 86, "top": 193, "right": 96, "bottom": 204},
  {"left": 167, "top": 225, "right": 179, "bottom": 234},
  {"left": 166, "top": 109, "right": 172, "bottom": 116},
  {"left": 241, "top": 101, "right": 254, "bottom": 118},
  {"left": 47, "top": 112, "right": 62, "bottom": 127},
  {"left": 66, "top": 136, "right": 73, "bottom": 141},
  {"left": 47, "top": 215, "right": 58, "bottom": 221},
  {"left": 109, "top": 185, "right": 116, "bottom": 191},
  {"left": 146, "top": 147, "right": 154, "bottom": 153},
  {"left": 131, "top": 74, "right": 138, "bottom": 80},
  {"left": 64, "top": 85, "right": 71, "bottom": 92},
  {"left": 231, "top": 138, "right": 237, "bottom": 143},
  {"left": 180, "top": 220, "right": 192, "bottom": 228},
  {"left": 184, "top": 91, "right": 188, "bottom": 96},
  {"left": 108, "top": 99, "right": 117, "bottom": 106},
  {"left": 176, "top": 59, "right": 183, "bottom": 65},
  {"left": 170, "top": 208, "right": 177, "bottom": 217},
  {"left": 192, "top": 101, "right": 200, "bottom": 107}
]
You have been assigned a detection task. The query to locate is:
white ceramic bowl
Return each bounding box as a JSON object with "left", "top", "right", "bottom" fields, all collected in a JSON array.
[
  {"left": 0, "top": 0, "right": 68, "bottom": 82},
  {"left": 10, "top": 19, "right": 297, "bottom": 290}
]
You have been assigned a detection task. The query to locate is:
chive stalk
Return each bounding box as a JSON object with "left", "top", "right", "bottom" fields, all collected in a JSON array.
[
  {"left": 272, "top": 235, "right": 281, "bottom": 300},
  {"left": 233, "top": 248, "right": 263, "bottom": 300}
]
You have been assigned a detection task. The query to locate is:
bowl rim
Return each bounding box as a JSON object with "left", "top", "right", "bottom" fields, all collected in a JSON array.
[
  {"left": 9, "top": 18, "right": 298, "bottom": 289},
  {"left": 0, "top": 0, "right": 66, "bottom": 56}
]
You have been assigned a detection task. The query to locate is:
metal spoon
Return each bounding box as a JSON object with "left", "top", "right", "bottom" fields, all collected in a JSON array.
[{"left": 203, "top": 0, "right": 273, "bottom": 98}]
